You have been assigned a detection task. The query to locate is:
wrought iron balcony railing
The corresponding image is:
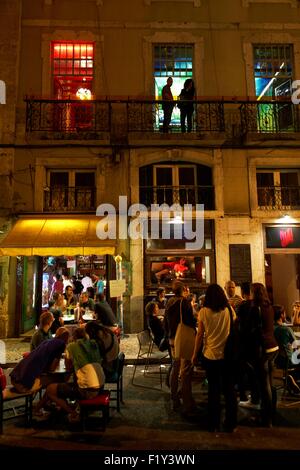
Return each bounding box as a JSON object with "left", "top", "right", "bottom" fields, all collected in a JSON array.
[
  {"left": 139, "top": 185, "right": 215, "bottom": 210},
  {"left": 44, "top": 186, "right": 96, "bottom": 212},
  {"left": 240, "top": 101, "right": 300, "bottom": 133},
  {"left": 26, "top": 99, "right": 111, "bottom": 138},
  {"left": 25, "top": 97, "right": 300, "bottom": 140},
  {"left": 257, "top": 186, "right": 300, "bottom": 210}
]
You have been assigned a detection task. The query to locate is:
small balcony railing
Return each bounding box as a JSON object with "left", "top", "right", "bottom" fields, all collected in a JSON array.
[
  {"left": 257, "top": 186, "right": 300, "bottom": 210},
  {"left": 241, "top": 101, "right": 300, "bottom": 133},
  {"left": 139, "top": 185, "right": 215, "bottom": 210},
  {"left": 44, "top": 186, "right": 96, "bottom": 212}
]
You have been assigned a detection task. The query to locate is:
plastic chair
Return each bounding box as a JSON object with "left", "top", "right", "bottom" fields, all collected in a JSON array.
[
  {"left": 0, "top": 367, "right": 38, "bottom": 434},
  {"left": 132, "top": 330, "right": 170, "bottom": 388},
  {"left": 78, "top": 390, "right": 110, "bottom": 431},
  {"left": 105, "top": 352, "right": 125, "bottom": 412}
]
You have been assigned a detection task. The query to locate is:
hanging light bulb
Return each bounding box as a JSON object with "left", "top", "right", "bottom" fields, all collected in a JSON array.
[{"left": 76, "top": 87, "right": 92, "bottom": 100}]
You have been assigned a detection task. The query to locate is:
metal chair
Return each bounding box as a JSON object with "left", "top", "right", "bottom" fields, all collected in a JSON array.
[
  {"left": 0, "top": 367, "right": 38, "bottom": 434},
  {"left": 132, "top": 330, "right": 170, "bottom": 388},
  {"left": 105, "top": 352, "right": 125, "bottom": 412},
  {"left": 273, "top": 351, "right": 300, "bottom": 407}
]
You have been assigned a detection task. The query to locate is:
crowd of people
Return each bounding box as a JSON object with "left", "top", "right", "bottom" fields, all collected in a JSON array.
[
  {"left": 11, "top": 319, "right": 120, "bottom": 423},
  {"left": 145, "top": 279, "right": 300, "bottom": 433},
  {"left": 33, "top": 272, "right": 117, "bottom": 345}
]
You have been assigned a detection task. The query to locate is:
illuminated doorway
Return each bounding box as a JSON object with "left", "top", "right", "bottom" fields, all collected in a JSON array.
[{"left": 153, "top": 44, "right": 194, "bottom": 130}]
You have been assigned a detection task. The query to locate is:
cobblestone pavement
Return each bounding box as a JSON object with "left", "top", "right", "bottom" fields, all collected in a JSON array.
[{"left": 1, "top": 364, "right": 300, "bottom": 458}]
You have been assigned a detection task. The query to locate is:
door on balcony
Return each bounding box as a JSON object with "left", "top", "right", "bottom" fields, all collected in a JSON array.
[
  {"left": 153, "top": 44, "right": 194, "bottom": 130},
  {"left": 253, "top": 44, "right": 293, "bottom": 132},
  {"left": 153, "top": 165, "right": 196, "bottom": 206},
  {"left": 52, "top": 42, "right": 94, "bottom": 131},
  {"left": 46, "top": 170, "right": 95, "bottom": 212}
]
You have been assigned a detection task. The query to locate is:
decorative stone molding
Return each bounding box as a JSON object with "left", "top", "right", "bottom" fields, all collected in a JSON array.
[
  {"left": 242, "top": 31, "right": 300, "bottom": 97},
  {"left": 143, "top": 31, "right": 204, "bottom": 96},
  {"left": 41, "top": 30, "right": 104, "bottom": 97},
  {"left": 144, "top": 0, "right": 201, "bottom": 5},
  {"left": 242, "top": 0, "right": 297, "bottom": 7}
]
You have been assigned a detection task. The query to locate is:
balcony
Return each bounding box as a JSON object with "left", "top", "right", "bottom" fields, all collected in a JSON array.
[
  {"left": 43, "top": 186, "right": 96, "bottom": 212},
  {"left": 25, "top": 97, "right": 300, "bottom": 144},
  {"left": 139, "top": 185, "right": 215, "bottom": 210},
  {"left": 257, "top": 186, "right": 300, "bottom": 210}
]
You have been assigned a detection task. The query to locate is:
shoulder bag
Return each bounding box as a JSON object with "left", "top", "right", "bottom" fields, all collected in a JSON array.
[{"left": 174, "top": 299, "right": 195, "bottom": 360}]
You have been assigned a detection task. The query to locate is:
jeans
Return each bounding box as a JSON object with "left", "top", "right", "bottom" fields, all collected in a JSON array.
[
  {"left": 203, "top": 357, "right": 237, "bottom": 430},
  {"left": 180, "top": 109, "right": 193, "bottom": 132}
]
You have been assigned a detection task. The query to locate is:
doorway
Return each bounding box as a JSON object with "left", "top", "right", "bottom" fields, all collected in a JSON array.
[{"left": 265, "top": 253, "right": 300, "bottom": 317}]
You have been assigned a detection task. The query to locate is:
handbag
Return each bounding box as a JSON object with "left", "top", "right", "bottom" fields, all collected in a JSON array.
[{"left": 174, "top": 299, "right": 195, "bottom": 360}]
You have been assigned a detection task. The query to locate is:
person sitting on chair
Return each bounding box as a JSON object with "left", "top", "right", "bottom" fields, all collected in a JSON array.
[
  {"left": 85, "top": 321, "right": 119, "bottom": 380},
  {"left": 30, "top": 311, "right": 54, "bottom": 351},
  {"left": 145, "top": 301, "right": 168, "bottom": 351},
  {"left": 273, "top": 304, "right": 300, "bottom": 393}
]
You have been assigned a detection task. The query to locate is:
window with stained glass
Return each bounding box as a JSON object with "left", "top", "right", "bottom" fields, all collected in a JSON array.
[{"left": 52, "top": 42, "right": 94, "bottom": 98}]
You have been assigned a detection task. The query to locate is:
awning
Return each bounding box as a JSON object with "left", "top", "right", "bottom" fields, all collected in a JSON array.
[{"left": 0, "top": 216, "right": 116, "bottom": 256}]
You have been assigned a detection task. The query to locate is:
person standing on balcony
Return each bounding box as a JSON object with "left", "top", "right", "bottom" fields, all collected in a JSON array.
[
  {"left": 162, "top": 76, "right": 174, "bottom": 133},
  {"left": 178, "top": 78, "right": 195, "bottom": 133}
]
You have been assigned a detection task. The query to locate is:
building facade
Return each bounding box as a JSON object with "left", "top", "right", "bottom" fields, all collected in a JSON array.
[{"left": 0, "top": 0, "right": 300, "bottom": 337}]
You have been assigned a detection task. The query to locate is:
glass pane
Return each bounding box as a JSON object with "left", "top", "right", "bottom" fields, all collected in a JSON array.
[
  {"left": 75, "top": 172, "right": 95, "bottom": 186},
  {"left": 280, "top": 172, "right": 298, "bottom": 186},
  {"left": 149, "top": 255, "right": 210, "bottom": 285},
  {"left": 256, "top": 172, "right": 274, "bottom": 187},
  {"left": 155, "top": 167, "right": 173, "bottom": 186},
  {"left": 50, "top": 172, "right": 69, "bottom": 186},
  {"left": 178, "top": 167, "right": 195, "bottom": 185}
]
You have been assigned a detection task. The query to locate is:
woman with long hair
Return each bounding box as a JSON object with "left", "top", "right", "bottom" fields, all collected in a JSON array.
[
  {"left": 239, "top": 283, "right": 278, "bottom": 427},
  {"left": 191, "top": 283, "right": 237, "bottom": 432}
]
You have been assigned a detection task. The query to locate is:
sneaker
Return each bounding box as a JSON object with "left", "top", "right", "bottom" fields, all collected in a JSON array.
[
  {"left": 239, "top": 399, "right": 261, "bottom": 410},
  {"left": 286, "top": 375, "right": 300, "bottom": 394}
]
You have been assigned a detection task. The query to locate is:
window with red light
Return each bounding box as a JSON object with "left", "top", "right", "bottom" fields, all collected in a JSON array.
[{"left": 52, "top": 42, "right": 94, "bottom": 98}]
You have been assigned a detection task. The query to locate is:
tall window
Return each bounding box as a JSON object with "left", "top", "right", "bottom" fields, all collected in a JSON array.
[
  {"left": 52, "top": 42, "right": 94, "bottom": 98},
  {"left": 44, "top": 169, "right": 96, "bottom": 211},
  {"left": 153, "top": 44, "right": 194, "bottom": 128},
  {"left": 139, "top": 163, "right": 214, "bottom": 209},
  {"left": 253, "top": 44, "right": 293, "bottom": 99},
  {"left": 256, "top": 169, "right": 300, "bottom": 208},
  {"left": 253, "top": 44, "right": 294, "bottom": 131}
]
